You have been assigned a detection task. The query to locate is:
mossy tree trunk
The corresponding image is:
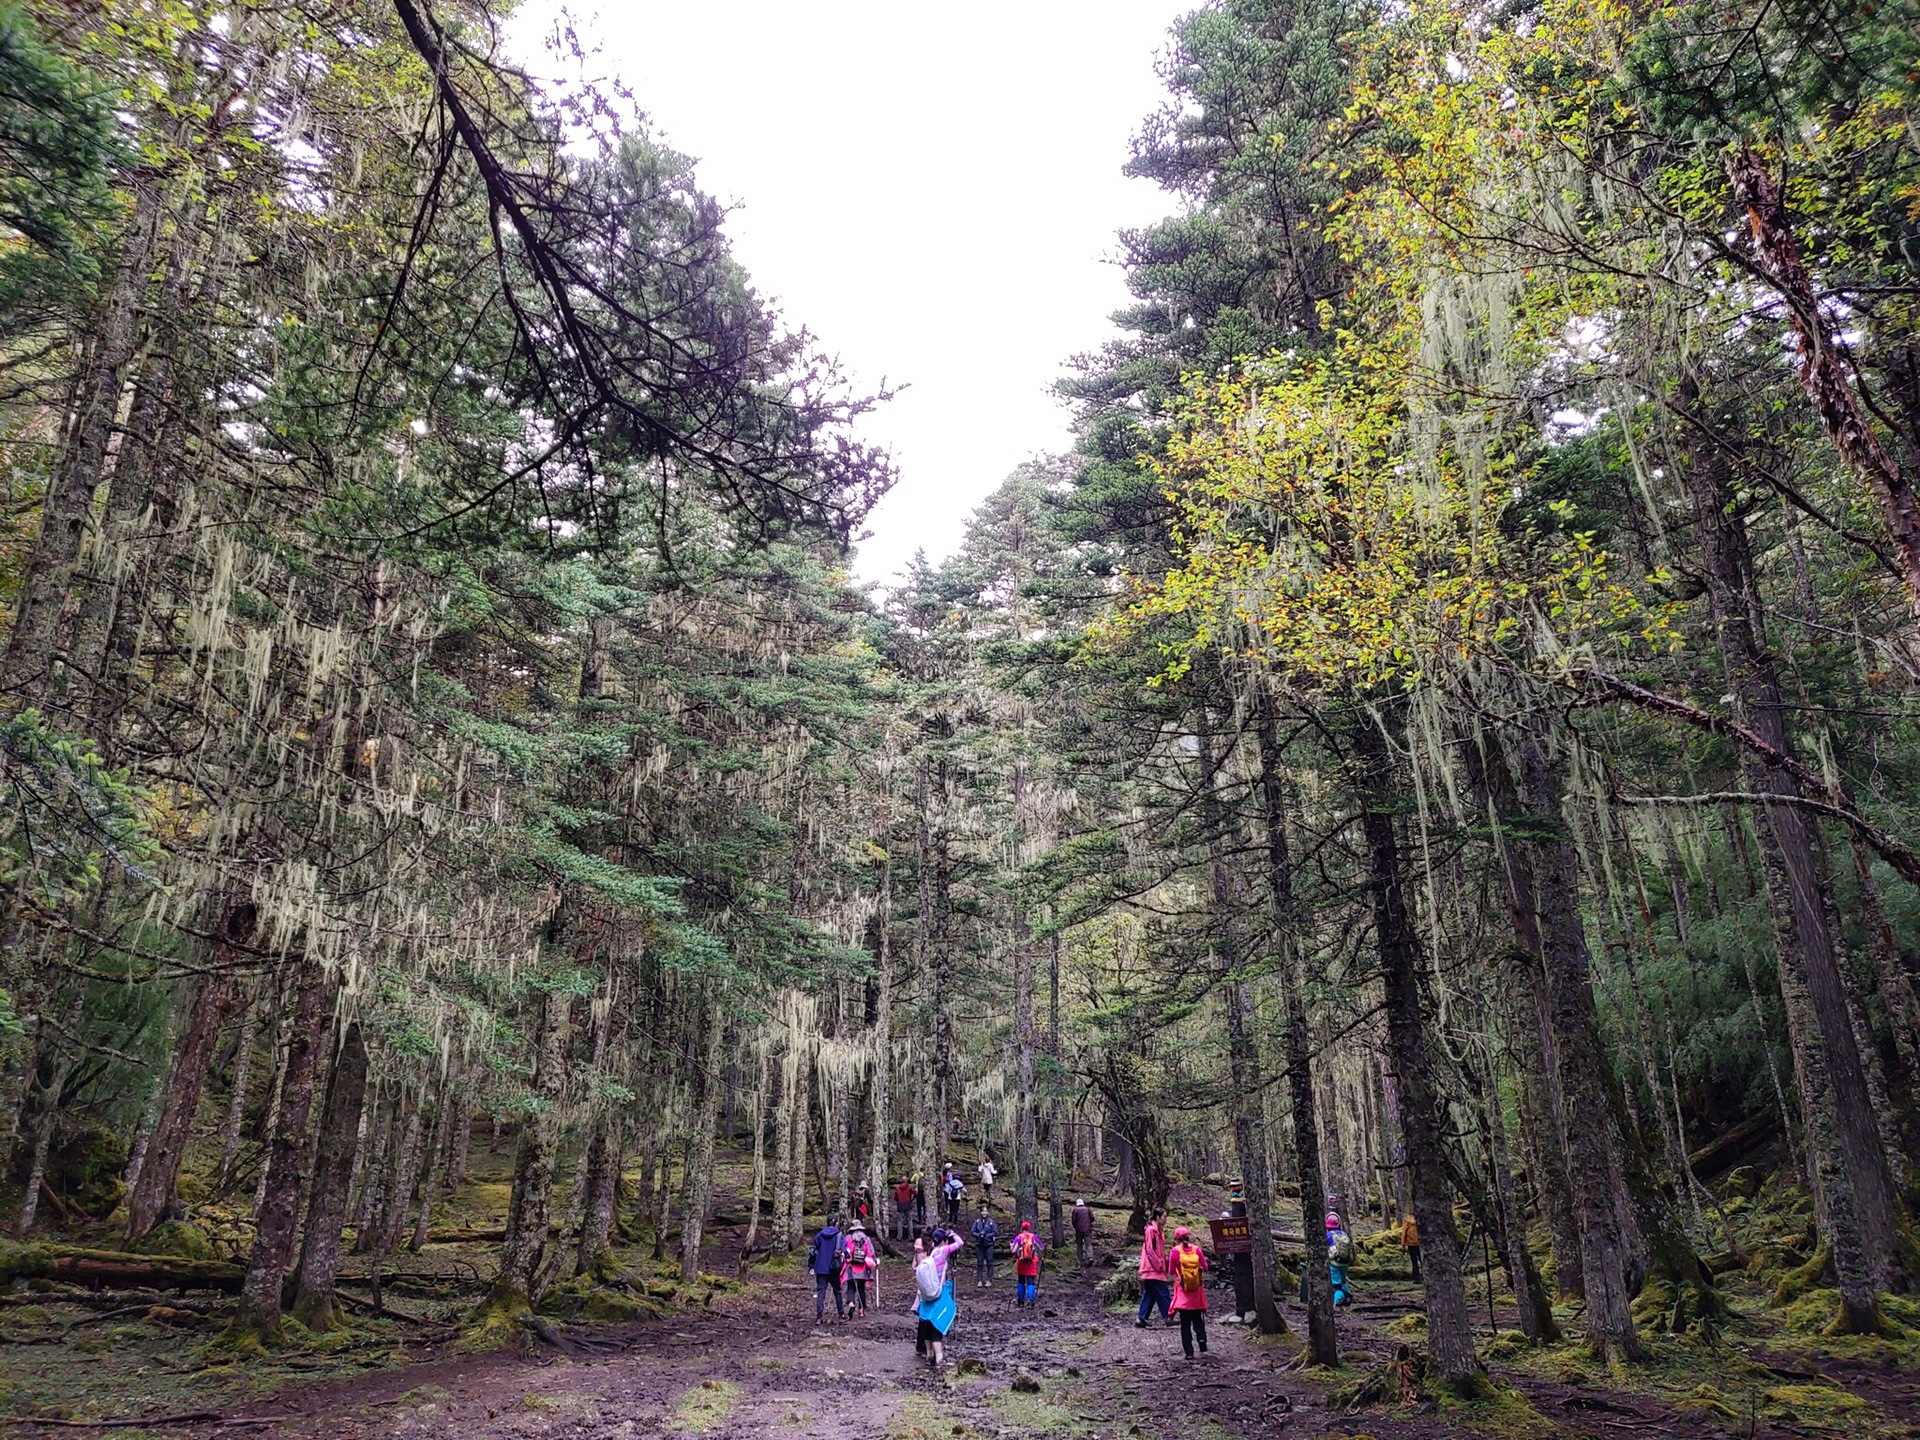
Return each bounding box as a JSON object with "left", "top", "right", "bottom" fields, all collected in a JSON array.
[
  {"left": 680, "top": 1000, "right": 728, "bottom": 1282},
  {"left": 1254, "top": 688, "right": 1339, "bottom": 1365},
  {"left": 236, "top": 957, "right": 328, "bottom": 1343},
  {"left": 127, "top": 900, "right": 255, "bottom": 1243},
  {"left": 1352, "top": 709, "right": 1481, "bottom": 1388},
  {"left": 291, "top": 1019, "right": 368, "bottom": 1332},
  {"left": 488, "top": 986, "right": 571, "bottom": 1314}
]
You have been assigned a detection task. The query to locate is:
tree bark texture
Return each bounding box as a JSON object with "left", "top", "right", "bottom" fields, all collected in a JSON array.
[
  {"left": 490, "top": 987, "right": 570, "bottom": 1312},
  {"left": 680, "top": 1002, "right": 728, "bottom": 1282},
  {"left": 291, "top": 1019, "right": 368, "bottom": 1332},
  {"left": 127, "top": 903, "right": 252, "bottom": 1242},
  {"left": 1679, "top": 399, "right": 1894, "bottom": 1328},
  {"left": 1351, "top": 711, "right": 1481, "bottom": 1385},
  {"left": 236, "top": 958, "right": 328, "bottom": 1340},
  {"left": 1255, "top": 691, "right": 1339, "bottom": 1364},
  {"left": 1509, "top": 734, "right": 1643, "bottom": 1361}
]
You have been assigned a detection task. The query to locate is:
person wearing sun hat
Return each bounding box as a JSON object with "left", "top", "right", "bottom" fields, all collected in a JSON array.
[
  {"left": 1167, "top": 1224, "right": 1211, "bottom": 1359},
  {"left": 841, "top": 1217, "right": 877, "bottom": 1317}
]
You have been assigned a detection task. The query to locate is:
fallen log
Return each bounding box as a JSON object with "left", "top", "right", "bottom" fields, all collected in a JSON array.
[
  {"left": 1687, "top": 1114, "right": 1779, "bottom": 1180},
  {"left": 0, "top": 1244, "right": 244, "bottom": 1293},
  {"left": 419, "top": 1226, "right": 505, "bottom": 1244}
]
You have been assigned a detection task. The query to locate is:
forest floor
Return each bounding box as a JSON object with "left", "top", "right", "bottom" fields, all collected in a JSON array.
[{"left": 3, "top": 1145, "right": 1919, "bottom": 1438}]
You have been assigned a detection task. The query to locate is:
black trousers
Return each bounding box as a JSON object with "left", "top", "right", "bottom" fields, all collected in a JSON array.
[
  {"left": 1408, "top": 1244, "right": 1422, "bottom": 1281},
  {"left": 1178, "top": 1309, "right": 1208, "bottom": 1358}
]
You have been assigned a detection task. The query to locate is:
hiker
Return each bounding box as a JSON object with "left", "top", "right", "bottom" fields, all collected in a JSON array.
[
  {"left": 809, "top": 1215, "right": 846, "bottom": 1324},
  {"left": 913, "top": 1172, "right": 929, "bottom": 1228},
  {"left": 970, "top": 1203, "right": 999, "bottom": 1288},
  {"left": 842, "top": 1218, "right": 878, "bottom": 1318},
  {"left": 942, "top": 1165, "right": 966, "bottom": 1224},
  {"left": 852, "top": 1185, "right": 872, "bottom": 1228},
  {"left": 1401, "top": 1211, "right": 1421, "bottom": 1282},
  {"left": 1168, "top": 1224, "right": 1211, "bottom": 1360},
  {"left": 1071, "top": 1197, "right": 1095, "bottom": 1265},
  {"left": 1327, "top": 1214, "right": 1354, "bottom": 1306},
  {"left": 1136, "top": 1206, "right": 1171, "bottom": 1328},
  {"left": 912, "top": 1225, "right": 965, "bottom": 1369},
  {"left": 1324, "top": 1194, "right": 1344, "bottom": 1236},
  {"left": 892, "top": 1176, "right": 916, "bottom": 1240},
  {"left": 1010, "top": 1218, "right": 1044, "bottom": 1308},
  {"left": 978, "top": 1154, "right": 998, "bottom": 1208}
]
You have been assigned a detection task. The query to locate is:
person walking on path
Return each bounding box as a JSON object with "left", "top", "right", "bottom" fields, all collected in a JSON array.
[
  {"left": 842, "top": 1219, "right": 878, "bottom": 1317},
  {"left": 809, "top": 1216, "right": 846, "bottom": 1324},
  {"left": 942, "top": 1165, "right": 966, "bottom": 1225},
  {"left": 1400, "top": 1211, "right": 1421, "bottom": 1282},
  {"left": 892, "top": 1176, "right": 915, "bottom": 1240},
  {"left": 978, "top": 1155, "right": 998, "bottom": 1209},
  {"left": 1136, "top": 1206, "right": 1172, "bottom": 1328},
  {"left": 1010, "top": 1218, "right": 1044, "bottom": 1308},
  {"left": 913, "top": 1172, "right": 928, "bottom": 1229},
  {"left": 1071, "top": 1197, "right": 1095, "bottom": 1265},
  {"left": 970, "top": 1204, "right": 999, "bottom": 1289},
  {"left": 1168, "top": 1225, "right": 1211, "bottom": 1359},
  {"left": 911, "top": 1226, "right": 965, "bottom": 1369}
]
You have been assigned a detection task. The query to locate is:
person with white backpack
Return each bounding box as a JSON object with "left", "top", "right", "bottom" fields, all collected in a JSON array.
[{"left": 911, "top": 1226, "right": 965, "bottom": 1369}]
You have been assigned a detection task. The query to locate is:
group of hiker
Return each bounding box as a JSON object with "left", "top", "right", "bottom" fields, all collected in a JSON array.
[
  {"left": 811, "top": 1178, "right": 1424, "bottom": 1367},
  {"left": 886, "top": 1159, "right": 999, "bottom": 1238},
  {"left": 809, "top": 1187, "right": 1226, "bottom": 1367}
]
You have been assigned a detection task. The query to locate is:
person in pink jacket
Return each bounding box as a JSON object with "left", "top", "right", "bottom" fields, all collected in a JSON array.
[
  {"left": 1135, "top": 1206, "right": 1171, "bottom": 1328},
  {"left": 1167, "top": 1224, "right": 1211, "bottom": 1360}
]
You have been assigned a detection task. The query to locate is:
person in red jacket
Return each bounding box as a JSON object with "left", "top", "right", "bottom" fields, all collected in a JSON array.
[
  {"left": 1168, "top": 1224, "right": 1211, "bottom": 1359},
  {"left": 1010, "top": 1219, "right": 1044, "bottom": 1307},
  {"left": 1136, "top": 1206, "right": 1171, "bottom": 1327},
  {"left": 892, "top": 1176, "right": 916, "bottom": 1240}
]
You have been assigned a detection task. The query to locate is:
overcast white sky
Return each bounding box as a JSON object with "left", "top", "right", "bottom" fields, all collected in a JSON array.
[{"left": 510, "top": 1, "right": 1193, "bottom": 585}]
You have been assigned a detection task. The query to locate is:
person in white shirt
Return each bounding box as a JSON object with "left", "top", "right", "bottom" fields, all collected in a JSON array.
[{"left": 977, "top": 1156, "right": 998, "bottom": 1208}]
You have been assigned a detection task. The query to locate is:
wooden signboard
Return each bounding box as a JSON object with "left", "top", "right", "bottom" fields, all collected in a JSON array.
[{"left": 1209, "top": 1216, "right": 1253, "bottom": 1256}]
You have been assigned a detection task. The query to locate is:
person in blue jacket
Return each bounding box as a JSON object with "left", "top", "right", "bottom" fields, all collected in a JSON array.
[{"left": 809, "top": 1216, "right": 845, "bottom": 1323}]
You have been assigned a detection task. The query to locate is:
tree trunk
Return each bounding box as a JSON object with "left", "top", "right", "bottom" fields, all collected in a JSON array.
[
  {"left": 127, "top": 902, "right": 253, "bottom": 1242},
  {"left": 576, "top": 1113, "right": 622, "bottom": 1279},
  {"left": 445, "top": 1087, "right": 473, "bottom": 1194},
  {"left": 1012, "top": 766, "right": 1040, "bottom": 1227},
  {"left": 1351, "top": 709, "right": 1481, "bottom": 1386},
  {"left": 1508, "top": 734, "right": 1643, "bottom": 1362},
  {"left": 1482, "top": 1037, "right": 1561, "bottom": 1343},
  {"left": 1, "top": 181, "right": 160, "bottom": 696},
  {"left": 1679, "top": 395, "right": 1893, "bottom": 1329},
  {"left": 378, "top": 1086, "right": 429, "bottom": 1257},
  {"left": 235, "top": 958, "right": 328, "bottom": 1342},
  {"left": 1047, "top": 933, "right": 1066, "bottom": 1251},
  {"left": 215, "top": 988, "right": 260, "bottom": 1193},
  {"left": 1254, "top": 688, "right": 1338, "bottom": 1364},
  {"left": 680, "top": 1004, "right": 728, "bottom": 1282},
  {"left": 291, "top": 1020, "right": 368, "bottom": 1332},
  {"left": 865, "top": 842, "right": 895, "bottom": 1206},
  {"left": 488, "top": 987, "right": 570, "bottom": 1314},
  {"left": 411, "top": 1076, "right": 455, "bottom": 1252},
  {"left": 1196, "top": 704, "right": 1285, "bottom": 1335}
]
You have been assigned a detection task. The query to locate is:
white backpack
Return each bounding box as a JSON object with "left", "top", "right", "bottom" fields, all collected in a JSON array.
[{"left": 915, "top": 1255, "right": 944, "bottom": 1301}]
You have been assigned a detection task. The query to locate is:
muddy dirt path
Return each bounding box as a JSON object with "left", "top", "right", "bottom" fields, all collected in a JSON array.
[{"left": 157, "top": 1261, "right": 1474, "bottom": 1440}]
